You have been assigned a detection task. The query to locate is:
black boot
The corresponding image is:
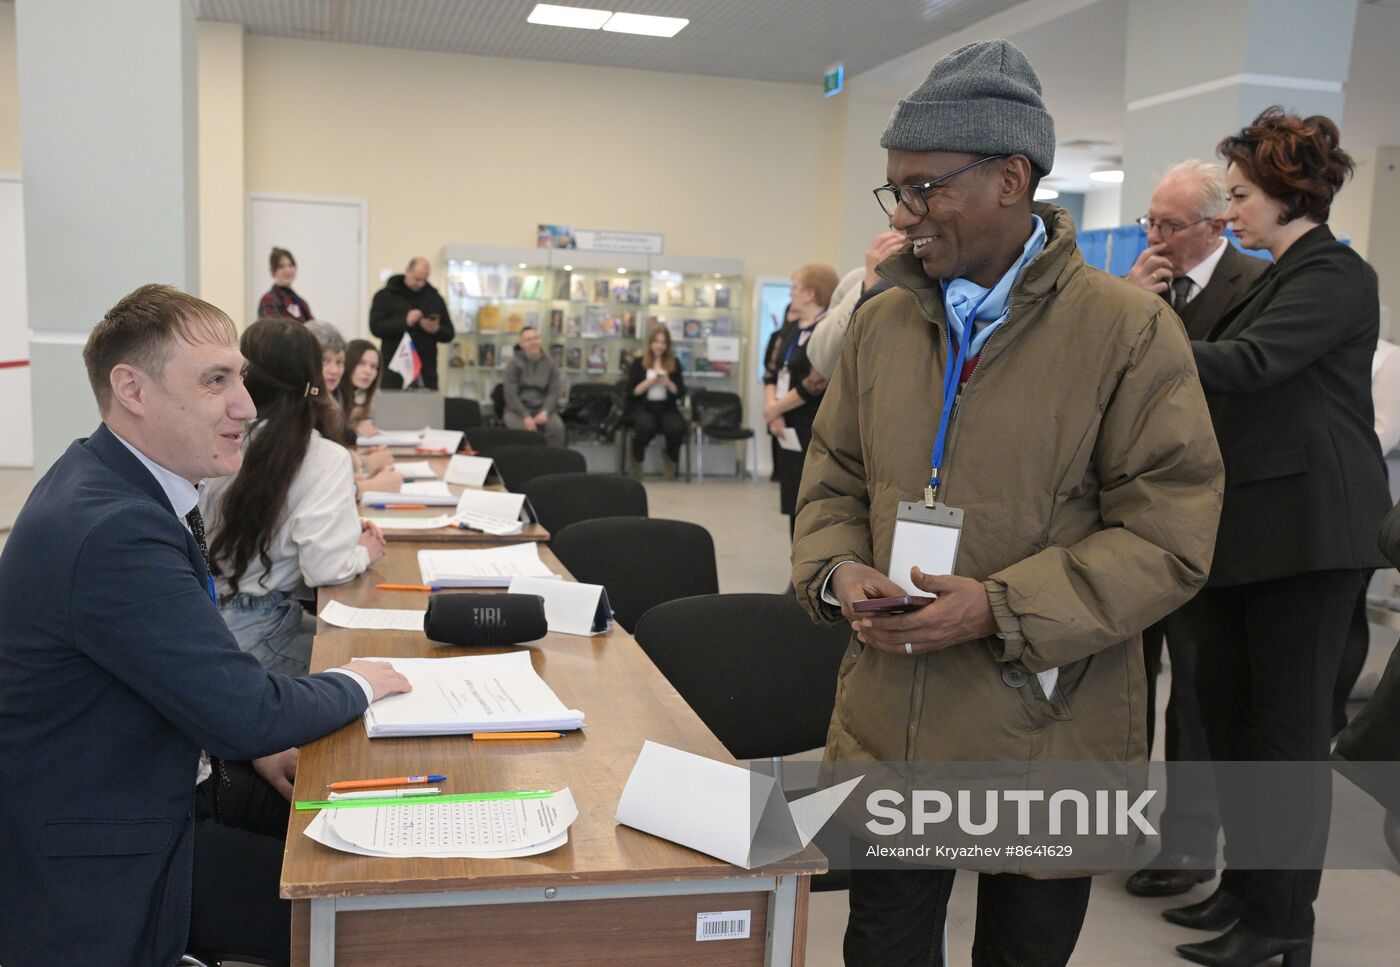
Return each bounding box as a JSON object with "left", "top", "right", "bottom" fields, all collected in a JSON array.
[
  {"left": 1162, "top": 885, "right": 1243, "bottom": 930},
  {"left": 1176, "top": 922, "right": 1311, "bottom": 966}
]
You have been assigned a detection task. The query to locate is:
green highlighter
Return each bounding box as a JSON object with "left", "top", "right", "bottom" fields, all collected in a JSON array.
[{"left": 295, "top": 789, "right": 553, "bottom": 811}]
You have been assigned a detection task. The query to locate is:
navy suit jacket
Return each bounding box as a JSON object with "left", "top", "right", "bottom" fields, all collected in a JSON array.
[{"left": 0, "top": 424, "right": 369, "bottom": 967}]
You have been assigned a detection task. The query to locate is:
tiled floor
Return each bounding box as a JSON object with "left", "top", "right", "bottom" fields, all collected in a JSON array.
[{"left": 2, "top": 469, "right": 1397, "bottom": 965}]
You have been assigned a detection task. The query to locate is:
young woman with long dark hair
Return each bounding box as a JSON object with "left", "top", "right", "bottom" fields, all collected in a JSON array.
[
  {"left": 200, "top": 319, "right": 386, "bottom": 675},
  {"left": 625, "top": 324, "right": 686, "bottom": 479},
  {"left": 342, "top": 338, "right": 383, "bottom": 438}
]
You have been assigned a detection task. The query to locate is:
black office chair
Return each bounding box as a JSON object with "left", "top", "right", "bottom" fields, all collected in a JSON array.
[
  {"left": 633, "top": 592, "right": 853, "bottom": 891},
  {"left": 488, "top": 445, "right": 587, "bottom": 492},
  {"left": 490, "top": 382, "right": 507, "bottom": 425},
  {"left": 444, "top": 397, "right": 484, "bottom": 432},
  {"left": 550, "top": 518, "right": 718, "bottom": 632},
  {"left": 561, "top": 382, "right": 625, "bottom": 444},
  {"left": 690, "top": 389, "right": 756, "bottom": 480},
  {"left": 464, "top": 426, "right": 547, "bottom": 456},
  {"left": 522, "top": 472, "right": 647, "bottom": 534}
]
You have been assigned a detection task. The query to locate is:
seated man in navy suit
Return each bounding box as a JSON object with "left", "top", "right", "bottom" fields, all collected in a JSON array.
[{"left": 0, "top": 284, "right": 412, "bottom": 967}]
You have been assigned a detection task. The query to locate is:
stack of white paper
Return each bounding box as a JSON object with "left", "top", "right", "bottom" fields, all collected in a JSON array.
[
  {"left": 393, "top": 460, "right": 437, "bottom": 480},
  {"left": 362, "top": 488, "right": 458, "bottom": 507},
  {"left": 418, "top": 543, "right": 556, "bottom": 588},
  {"left": 362, "top": 652, "right": 585, "bottom": 737},
  {"left": 358, "top": 429, "right": 423, "bottom": 447},
  {"left": 305, "top": 788, "right": 577, "bottom": 859},
  {"left": 445, "top": 454, "right": 495, "bottom": 487},
  {"left": 361, "top": 514, "right": 454, "bottom": 530},
  {"left": 319, "top": 600, "right": 425, "bottom": 631}
]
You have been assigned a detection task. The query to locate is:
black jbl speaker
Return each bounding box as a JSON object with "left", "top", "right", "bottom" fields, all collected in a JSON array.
[{"left": 423, "top": 593, "right": 548, "bottom": 647}]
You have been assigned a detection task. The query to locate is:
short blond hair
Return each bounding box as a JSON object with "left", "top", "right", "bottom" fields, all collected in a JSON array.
[
  {"left": 793, "top": 263, "right": 840, "bottom": 310},
  {"left": 83, "top": 284, "right": 237, "bottom": 411}
]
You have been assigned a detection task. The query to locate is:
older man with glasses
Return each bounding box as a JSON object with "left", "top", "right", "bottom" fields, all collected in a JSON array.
[
  {"left": 791, "top": 41, "right": 1224, "bottom": 967},
  {"left": 1122, "top": 160, "right": 1268, "bottom": 902}
]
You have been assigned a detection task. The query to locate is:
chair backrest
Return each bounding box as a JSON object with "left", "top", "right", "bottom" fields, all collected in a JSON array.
[
  {"left": 488, "top": 445, "right": 587, "bottom": 492},
  {"left": 561, "top": 382, "right": 625, "bottom": 436},
  {"left": 444, "top": 397, "right": 484, "bottom": 432},
  {"left": 550, "top": 518, "right": 718, "bottom": 633},
  {"left": 690, "top": 389, "right": 743, "bottom": 429},
  {"left": 464, "top": 426, "right": 547, "bottom": 456},
  {"left": 522, "top": 472, "right": 647, "bottom": 534},
  {"left": 490, "top": 382, "right": 506, "bottom": 422},
  {"left": 633, "top": 594, "right": 851, "bottom": 760}
]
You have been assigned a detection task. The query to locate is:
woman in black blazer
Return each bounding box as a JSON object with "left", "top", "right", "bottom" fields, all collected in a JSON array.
[
  {"left": 1168, "top": 109, "right": 1391, "bottom": 967},
  {"left": 625, "top": 325, "right": 687, "bottom": 479}
]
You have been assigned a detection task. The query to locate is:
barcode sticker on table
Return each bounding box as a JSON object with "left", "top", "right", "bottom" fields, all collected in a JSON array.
[{"left": 695, "top": 909, "right": 751, "bottom": 941}]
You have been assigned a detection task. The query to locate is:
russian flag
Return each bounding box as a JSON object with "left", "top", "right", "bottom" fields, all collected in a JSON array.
[{"left": 388, "top": 336, "right": 421, "bottom": 386}]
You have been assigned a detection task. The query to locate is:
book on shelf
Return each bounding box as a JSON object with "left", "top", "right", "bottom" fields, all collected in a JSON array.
[
  {"left": 565, "top": 313, "right": 581, "bottom": 337},
  {"left": 664, "top": 281, "right": 684, "bottom": 306},
  {"left": 675, "top": 345, "right": 695, "bottom": 372},
  {"left": 593, "top": 279, "right": 610, "bottom": 302},
  {"left": 619, "top": 347, "right": 638, "bottom": 372},
  {"left": 519, "top": 275, "right": 545, "bottom": 300},
  {"left": 565, "top": 346, "right": 583, "bottom": 370},
  {"left": 476, "top": 304, "right": 501, "bottom": 332},
  {"left": 550, "top": 342, "right": 565, "bottom": 366},
  {"left": 549, "top": 308, "right": 564, "bottom": 334},
  {"left": 683, "top": 319, "right": 703, "bottom": 340},
  {"left": 481, "top": 268, "right": 504, "bottom": 298},
  {"left": 505, "top": 311, "right": 525, "bottom": 334},
  {"left": 693, "top": 284, "right": 712, "bottom": 307},
  {"left": 506, "top": 275, "right": 523, "bottom": 299},
  {"left": 585, "top": 345, "right": 607, "bottom": 374},
  {"left": 583, "top": 306, "right": 606, "bottom": 338},
  {"left": 627, "top": 279, "right": 643, "bottom": 304},
  {"left": 664, "top": 318, "right": 684, "bottom": 340},
  {"left": 554, "top": 273, "right": 572, "bottom": 301},
  {"left": 448, "top": 343, "right": 467, "bottom": 368},
  {"left": 712, "top": 315, "right": 735, "bottom": 336},
  {"left": 477, "top": 343, "right": 497, "bottom": 368},
  {"left": 609, "top": 278, "right": 631, "bottom": 303},
  {"left": 570, "top": 275, "right": 589, "bottom": 302},
  {"left": 715, "top": 285, "right": 732, "bottom": 309},
  {"left": 525, "top": 311, "right": 540, "bottom": 330},
  {"left": 621, "top": 310, "right": 638, "bottom": 338}
]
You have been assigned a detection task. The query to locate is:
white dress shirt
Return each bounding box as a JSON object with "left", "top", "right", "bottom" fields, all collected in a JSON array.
[{"left": 1373, "top": 339, "right": 1400, "bottom": 456}]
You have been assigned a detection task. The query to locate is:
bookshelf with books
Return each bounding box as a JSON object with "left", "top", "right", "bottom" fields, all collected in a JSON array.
[{"left": 440, "top": 245, "right": 746, "bottom": 404}]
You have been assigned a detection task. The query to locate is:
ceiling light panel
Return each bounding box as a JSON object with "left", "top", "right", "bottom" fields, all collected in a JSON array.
[
  {"left": 602, "top": 12, "right": 689, "bottom": 37},
  {"left": 527, "top": 3, "right": 612, "bottom": 30}
]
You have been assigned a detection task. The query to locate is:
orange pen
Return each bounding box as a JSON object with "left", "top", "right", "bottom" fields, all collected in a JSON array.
[
  {"left": 366, "top": 503, "right": 430, "bottom": 510},
  {"left": 327, "top": 774, "right": 447, "bottom": 791},
  {"left": 472, "top": 732, "right": 564, "bottom": 741},
  {"left": 376, "top": 583, "right": 438, "bottom": 592}
]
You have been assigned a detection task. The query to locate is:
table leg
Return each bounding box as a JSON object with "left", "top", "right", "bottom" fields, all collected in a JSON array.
[{"left": 308, "top": 898, "right": 336, "bottom": 967}]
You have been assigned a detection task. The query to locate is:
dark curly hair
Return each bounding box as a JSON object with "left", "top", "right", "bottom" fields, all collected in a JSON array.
[{"left": 1217, "top": 106, "right": 1353, "bottom": 224}]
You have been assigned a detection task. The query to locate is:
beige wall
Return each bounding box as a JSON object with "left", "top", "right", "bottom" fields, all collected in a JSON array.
[
  {"left": 197, "top": 21, "right": 245, "bottom": 319},
  {"left": 1370, "top": 147, "right": 1400, "bottom": 337},
  {"left": 238, "top": 35, "right": 841, "bottom": 334},
  {"left": 0, "top": 3, "right": 18, "bottom": 172}
]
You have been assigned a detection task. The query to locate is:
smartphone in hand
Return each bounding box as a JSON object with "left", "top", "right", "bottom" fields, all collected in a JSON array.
[{"left": 851, "top": 594, "right": 936, "bottom": 615}]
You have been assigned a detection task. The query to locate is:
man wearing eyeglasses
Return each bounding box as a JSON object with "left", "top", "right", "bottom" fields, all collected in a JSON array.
[
  {"left": 1123, "top": 161, "right": 1267, "bottom": 904},
  {"left": 791, "top": 40, "right": 1224, "bottom": 967}
]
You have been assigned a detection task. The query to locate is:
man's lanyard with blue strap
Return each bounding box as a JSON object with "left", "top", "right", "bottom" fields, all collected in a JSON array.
[{"left": 925, "top": 215, "right": 1047, "bottom": 507}]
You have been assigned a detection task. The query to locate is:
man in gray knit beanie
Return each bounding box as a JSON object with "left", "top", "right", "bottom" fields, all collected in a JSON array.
[{"left": 792, "top": 37, "right": 1223, "bottom": 967}]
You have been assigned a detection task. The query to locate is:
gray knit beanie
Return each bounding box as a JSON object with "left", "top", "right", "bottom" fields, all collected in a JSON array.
[{"left": 881, "top": 40, "right": 1055, "bottom": 175}]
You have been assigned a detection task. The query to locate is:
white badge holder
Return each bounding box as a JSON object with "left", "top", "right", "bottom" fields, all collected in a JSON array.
[{"left": 888, "top": 500, "right": 964, "bottom": 595}]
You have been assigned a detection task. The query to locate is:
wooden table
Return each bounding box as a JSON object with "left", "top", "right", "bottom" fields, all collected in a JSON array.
[
  {"left": 367, "top": 455, "right": 549, "bottom": 545},
  {"left": 286, "top": 544, "right": 823, "bottom": 966}
]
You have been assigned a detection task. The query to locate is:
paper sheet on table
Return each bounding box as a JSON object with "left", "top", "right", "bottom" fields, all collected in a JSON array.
[
  {"left": 778, "top": 428, "right": 802, "bottom": 452},
  {"left": 615, "top": 741, "right": 862, "bottom": 869},
  {"left": 361, "top": 514, "right": 453, "bottom": 531},
  {"left": 418, "top": 429, "right": 464, "bottom": 454},
  {"left": 445, "top": 454, "right": 495, "bottom": 487},
  {"left": 509, "top": 575, "right": 611, "bottom": 636},
  {"left": 418, "top": 543, "right": 556, "bottom": 587},
  {"left": 393, "top": 460, "right": 437, "bottom": 480},
  {"left": 362, "top": 490, "right": 458, "bottom": 507},
  {"left": 357, "top": 430, "right": 422, "bottom": 447},
  {"left": 319, "top": 600, "right": 425, "bottom": 632},
  {"left": 304, "top": 788, "right": 577, "bottom": 858},
  {"left": 361, "top": 651, "right": 584, "bottom": 737},
  {"left": 455, "top": 488, "right": 527, "bottom": 521},
  {"left": 402, "top": 480, "right": 453, "bottom": 498}
]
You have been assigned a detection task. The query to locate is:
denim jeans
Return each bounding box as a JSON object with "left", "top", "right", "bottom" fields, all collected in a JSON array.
[{"left": 220, "top": 590, "right": 314, "bottom": 676}]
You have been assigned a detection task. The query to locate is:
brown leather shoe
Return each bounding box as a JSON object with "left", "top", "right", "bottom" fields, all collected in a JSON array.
[{"left": 1127, "top": 866, "right": 1216, "bottom": 897}]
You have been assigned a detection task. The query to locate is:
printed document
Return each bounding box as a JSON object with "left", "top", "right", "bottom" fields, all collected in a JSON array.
[
  {"left": 305, "top": 788, "right": 577, "bottom": 859},
  {"left": 361, "top": 651, "right": 585, "bottom": 737},
  {"left": 418, "top": 543, "right": 555, "bottom": 587},
  {"left": 393, "top": 461, "right": 437, "bottom": 480},
  {"left": 319, "top": 600, "right": 425, "bottom": 632}
]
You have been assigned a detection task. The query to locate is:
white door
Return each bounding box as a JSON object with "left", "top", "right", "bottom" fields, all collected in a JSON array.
[
  {"left": 246, "top": 193, "right": 366, "bottom": 335},
  {"left": 0, "top": 174, "right": 33, "bottom": 467}
]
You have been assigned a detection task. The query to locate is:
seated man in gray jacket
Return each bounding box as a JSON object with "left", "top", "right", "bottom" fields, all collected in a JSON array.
[{"left": 502, "top": 326, "right": 566, "bottom": 447}]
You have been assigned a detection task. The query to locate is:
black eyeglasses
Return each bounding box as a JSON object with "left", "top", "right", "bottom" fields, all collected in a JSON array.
[
  {"left": 873, "top": 155, "right": 1006, "bottom": 218},
  {"left": 1136, "top": 215, "right": 1210, "bottom": 240}
]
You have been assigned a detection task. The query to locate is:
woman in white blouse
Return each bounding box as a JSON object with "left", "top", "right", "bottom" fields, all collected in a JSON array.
[{"left": 201, "top": 318, "right": 386, "bottom": 675}]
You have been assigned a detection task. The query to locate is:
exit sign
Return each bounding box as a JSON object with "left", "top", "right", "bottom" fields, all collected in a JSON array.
[{"left": 824, "top": 63, "right": 844, "bottom": 97}]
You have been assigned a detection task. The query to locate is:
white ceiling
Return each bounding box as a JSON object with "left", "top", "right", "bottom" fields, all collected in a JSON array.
[{"left": 194, "top": 0, "right": 1026, "bottom": 85}]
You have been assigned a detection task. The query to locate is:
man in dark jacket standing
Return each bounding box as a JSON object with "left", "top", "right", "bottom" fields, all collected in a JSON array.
[{"left": 370, "top": 256, "right": 454, "bottom": 389}]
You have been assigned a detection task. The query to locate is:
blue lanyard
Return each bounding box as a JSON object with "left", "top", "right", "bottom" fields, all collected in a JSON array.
[
  {"left": 928, "top": 288, "right": 994, "bottom": 500},
  {"left": 781, "top": 321, "right": 818, "bottom": 369}
]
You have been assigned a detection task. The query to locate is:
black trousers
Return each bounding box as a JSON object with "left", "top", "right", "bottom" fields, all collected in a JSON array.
[
  {"left": 845, "top": 868, "right": 1091, "bottom": 967},
  {"left": 1153, "top": 610, "right": 1222, "bottom": 863},
  {"left": 189, "top": 760, "right": 291, "bottom": 964},
  {"left": 1183, "top": 568, "right": 1368, "bottom": 939},
  {"left": 631, "top": 406, "right": 686, "bottom": 463},
  {"left": 1331, "top": 577, "right": 1373, "bottom": 735}
]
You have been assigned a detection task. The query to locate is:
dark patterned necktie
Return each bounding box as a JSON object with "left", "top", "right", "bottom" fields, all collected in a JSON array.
[
  {"left": 184, "top": 506, "right": 229, "bottom": 795},
  {"left": 1170, "top": 276, "right": 1193, "bottom": 312},
  {"left": 185, "top": 507, "right": 208, "bottom": 569}
]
